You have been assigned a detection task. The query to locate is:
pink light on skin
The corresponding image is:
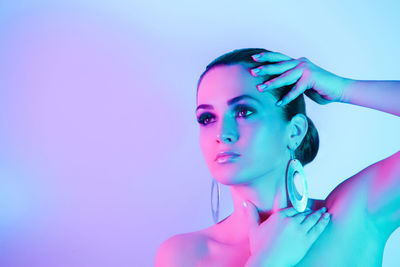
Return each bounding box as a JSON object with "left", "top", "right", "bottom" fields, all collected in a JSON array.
[
  {"left": 368, "top": 151, "right": 400, "bottom": 218},
  {"left": 196, "top": 64, "right": 288, "bottom": 185},
  {"left": 195, "top": 63, "right": 308, "bottom": 241}
]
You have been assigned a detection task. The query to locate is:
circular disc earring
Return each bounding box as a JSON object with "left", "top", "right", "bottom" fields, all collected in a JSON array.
[
  {"left": 285, "top": 149, "right": 308, "bottom": 212},
  {"left": 211, "top": 177, "right": 220, "bottom": 224}
]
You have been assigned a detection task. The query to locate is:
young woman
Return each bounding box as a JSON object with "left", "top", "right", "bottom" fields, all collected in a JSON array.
[{"left": 155, "top": 48, "right": 400, "bottom": 266}]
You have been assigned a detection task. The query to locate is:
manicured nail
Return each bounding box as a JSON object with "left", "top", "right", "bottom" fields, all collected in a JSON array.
[
  {"left": 321, "top": 207, "right": 327, "bottom": 213},
  {"left": 276, "top": 100, "right": 283, "bottom": 106},
  {"left": 323, "top": 213, "right": 330, "bottom": 219},
  {"left": 257, "top": 84, "right": 267, "bottom": 91},
  {"left": 251, "top": 53, "right": 262, "bottom": 61},
  {"left": 251, "top": 68, "right": 260, "bottom": 77}
]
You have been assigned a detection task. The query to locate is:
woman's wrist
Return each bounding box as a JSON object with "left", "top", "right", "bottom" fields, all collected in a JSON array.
[
  {"left": 337, "top": 77, "right": 357, "bottom": 104},
  {"left": 336, "top": 78, "right": 400, "bottom": 116}
]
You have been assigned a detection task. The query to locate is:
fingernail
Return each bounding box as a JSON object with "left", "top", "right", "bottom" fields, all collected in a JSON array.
[
  {"left": 242, "top": 201, "right": 248, "bottom": 208},
  {"left": 323, "top": 213, "right": 330, "bottom": 219},
  {"left": 250, "top": 69, "right": 260, "bottom": 77},
  {"left": 251, "top": 53, "right": 262, "bottom": 61},
  {"left": 276, "top": 100, "right": 283, "bottom": 106},
  {"left": 257, "top": 84, "right": 267, "bottom": 91},
  {"left": 321, "top": 207, "right": 327, "bottom": 213}
]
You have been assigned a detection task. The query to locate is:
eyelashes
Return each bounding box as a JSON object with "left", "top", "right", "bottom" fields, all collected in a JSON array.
[{"left": 197, "top": 104, "right": 255, "bottom": 126}]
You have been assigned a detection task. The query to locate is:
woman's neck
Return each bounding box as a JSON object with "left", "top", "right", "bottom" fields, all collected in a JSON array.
[
  {"left": 209, "top": 166, "right": 289, "bottom": 245},
  {"left": 230, "top": 163, "right": 289, "bottom": 217}
]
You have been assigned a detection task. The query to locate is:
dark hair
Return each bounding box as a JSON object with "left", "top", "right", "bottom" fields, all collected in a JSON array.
[{"left": 196, "top": 48, "right": 319, "bottom": 166}]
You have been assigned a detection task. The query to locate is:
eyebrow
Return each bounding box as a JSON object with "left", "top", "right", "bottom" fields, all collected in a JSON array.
[{"left": 196, "top": 94, "right": 261, "bottom": 112}]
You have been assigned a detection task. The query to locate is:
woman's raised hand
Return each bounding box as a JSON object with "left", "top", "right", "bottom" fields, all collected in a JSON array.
[
  {"left": 244, "top": 201, "right": 331, "bottom": 267},
  {"left": 249, "top": 51, "right": 353, "bottom": 106}
]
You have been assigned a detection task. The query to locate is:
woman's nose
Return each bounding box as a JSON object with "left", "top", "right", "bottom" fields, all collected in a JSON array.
[
  {"left": 216, "top": 132, "right": 237, "bottom": 143},
  {"left": 216, "top": 115, "right": 239, "bottom": 143}
]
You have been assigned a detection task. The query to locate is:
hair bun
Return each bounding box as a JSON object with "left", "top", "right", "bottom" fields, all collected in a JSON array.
[{"left": 295, "top": 116, "right": 319, "bottom": 166}]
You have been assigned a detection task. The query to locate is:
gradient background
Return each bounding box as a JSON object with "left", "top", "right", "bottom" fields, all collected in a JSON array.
[{"left": 0, "top": 0, "right": 399, "bottom": 266}]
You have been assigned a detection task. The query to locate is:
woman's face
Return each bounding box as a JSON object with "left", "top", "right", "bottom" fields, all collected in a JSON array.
[{"left": 196, "top": 63, "right": 290, "bottom": 185}]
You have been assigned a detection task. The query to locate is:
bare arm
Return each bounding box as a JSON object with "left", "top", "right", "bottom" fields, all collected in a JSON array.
[
  {"left": 249, "top": 51, "right": 400, "bottom": 240},
  {"left": 335, "top": 79, "right": 400, "bottom": 237},
  {"left": 340, "top": 79, "right": 400, "bottom": 117}
]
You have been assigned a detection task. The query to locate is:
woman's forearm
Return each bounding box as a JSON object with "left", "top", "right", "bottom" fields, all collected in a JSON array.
[{"left": 339, "top": 79, "right": 400, "bottom": 117}]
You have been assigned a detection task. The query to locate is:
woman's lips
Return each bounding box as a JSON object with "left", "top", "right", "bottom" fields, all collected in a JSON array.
[
  {"left": 215, "top": 151, "right": 241, "bottom": 161},
  {"left": 215, "top": 154, "right": 241, "bottom": 163}
]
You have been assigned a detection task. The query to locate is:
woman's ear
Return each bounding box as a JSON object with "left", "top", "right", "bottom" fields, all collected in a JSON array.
[{"left": 287, "top": 114, "right": 308, "bottom": 150}]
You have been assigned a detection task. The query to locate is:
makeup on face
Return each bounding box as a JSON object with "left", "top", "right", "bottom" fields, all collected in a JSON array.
[{"left": 196, "top": 94, "right": 262, "bottom": 126}]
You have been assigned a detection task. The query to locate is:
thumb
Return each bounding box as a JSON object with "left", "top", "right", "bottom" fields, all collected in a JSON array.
[{"left": 243, "top": 201, "right": 260, "bottom": 230}]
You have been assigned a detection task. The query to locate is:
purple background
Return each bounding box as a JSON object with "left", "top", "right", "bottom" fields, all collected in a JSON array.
[{"left": 0, "top": 1, "right": 399, "bottom": 266}]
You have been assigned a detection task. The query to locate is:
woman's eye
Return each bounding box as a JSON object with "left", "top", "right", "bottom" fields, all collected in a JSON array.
[
  {"left": 197, "top": 105, "right": 255, "bottom": 126},
  {"left": 197, "top": 114, "right": 215, "bottom": 126},
  {"left": 236, "top": 105, "right": 254, "bottom": 118}
]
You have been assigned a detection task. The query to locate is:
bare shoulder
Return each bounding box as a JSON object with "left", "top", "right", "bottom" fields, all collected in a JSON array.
[
  {"left": 318, "top": 169, "right": 386, "bottom": 239},
  {"left": 155, "top": 231, "right": 209, "bottom": 267}
]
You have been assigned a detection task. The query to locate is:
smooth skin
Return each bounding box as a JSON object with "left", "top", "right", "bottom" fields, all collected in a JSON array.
[
  {"left": 250, "top": 52, "right": 352, "bottom": 105},
  {"left": 155, "top": 51, "right": 400, "bottom": 267},
  {"left": 247, "top": 51, "right": 400, "bottom": 266},
  {"left": 244, "top": 202, "right": 330, "bottom": 267}
]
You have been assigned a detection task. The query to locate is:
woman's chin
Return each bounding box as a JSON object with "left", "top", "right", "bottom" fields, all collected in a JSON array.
[
  {"left": 209, "top": 158, "right": 252, "bottom": 184},
  {"left": 210, "top": 172, "right": 245, "bottom": 185}
]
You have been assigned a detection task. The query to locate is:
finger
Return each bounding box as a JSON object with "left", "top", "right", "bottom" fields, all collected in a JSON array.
[
  {"left": 291, "top": 209, "right": 313, "bottom": 224},
  {"left": 256, "top": 67, "right": 303, "bottom": 93},
  {"left": 307, "top": 212, "right": 331, "bottom": 242},
  {"left": 243, "top": 201, "right": 260, "bottom": 230},
  {"left": 279, "top": 206, "right": 307, "bottom": 217},
  {"left": 304, "top": 89, "right": 332, "bottom": 105},
  {"left": 251, "top": 51, "right": 293, "bottom": 63},
  {"left": 276, "top": 75, "right": 311, "bottom": 106},
  {"left": 250, "top": 59, "right": 300, "bottom": 77},
  {"left": 300, "top": 207, "right": 327, "bottom": 232}
]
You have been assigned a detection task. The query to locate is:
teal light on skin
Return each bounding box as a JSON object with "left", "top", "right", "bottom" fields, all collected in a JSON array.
[
  {"left": 157, "top": 49, "right": 400, "bottom": 266},
  {"left": 195, "top": 63, "right": 308, "bottom": 243}
]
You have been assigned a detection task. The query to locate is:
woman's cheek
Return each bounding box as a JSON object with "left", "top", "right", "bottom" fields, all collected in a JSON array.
[{"left": 199, "top": 131, "right": 215, "bottom": 161}]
